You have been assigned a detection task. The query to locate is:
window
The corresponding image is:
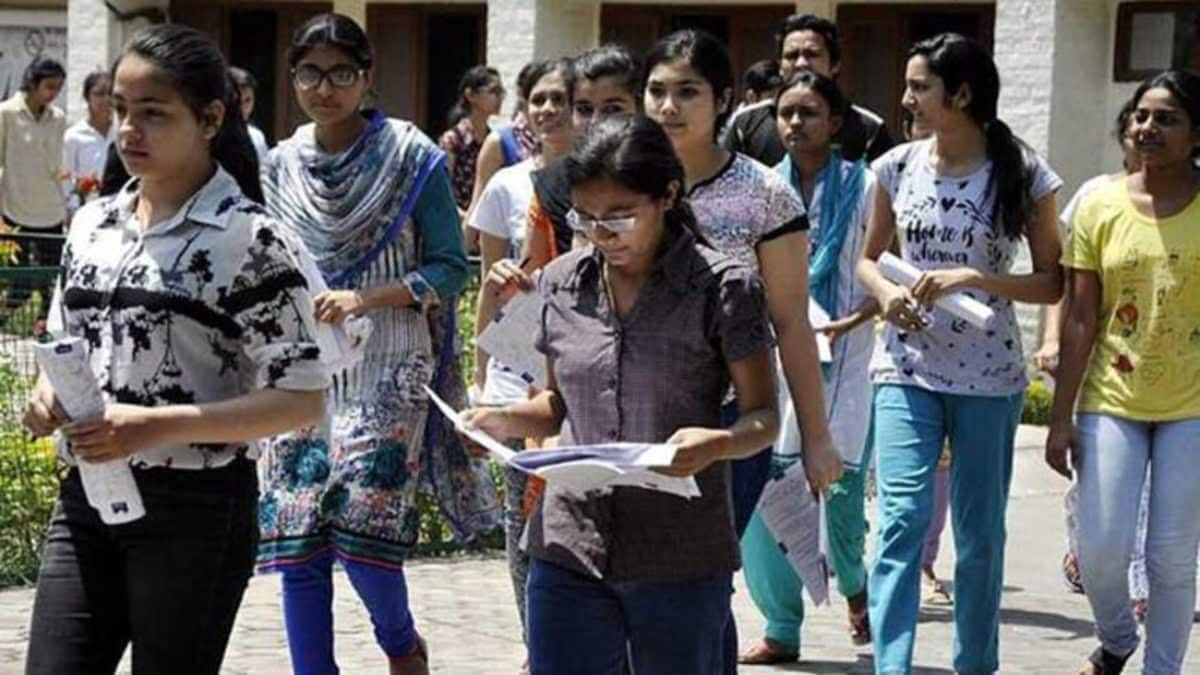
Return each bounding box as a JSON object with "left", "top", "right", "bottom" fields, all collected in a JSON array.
[{"left": 1114, "top": 2, "right": 1200, "bottom": 82}]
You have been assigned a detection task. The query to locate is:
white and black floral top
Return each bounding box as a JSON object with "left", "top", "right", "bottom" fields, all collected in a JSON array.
[{"left": 48, "top": 166, "right": 330, "bottom": 469}]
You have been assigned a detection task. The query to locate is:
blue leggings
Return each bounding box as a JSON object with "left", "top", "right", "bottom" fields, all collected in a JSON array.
[
  {"left": 869, "top": 384, "right": 1022, "bottom": 675},
  {"left": 280, "top": 551, "right": 417, "bottom": 675}
]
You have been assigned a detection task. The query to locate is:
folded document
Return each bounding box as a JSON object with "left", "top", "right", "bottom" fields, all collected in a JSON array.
[{"left": 425, "top": 386, "right": 700, "bottom": 498}]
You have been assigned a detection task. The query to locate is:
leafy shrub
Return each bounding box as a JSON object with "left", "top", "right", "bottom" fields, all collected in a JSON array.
[
  {"left": 0, "top": 361, "right": 59, "bottom": 586},
  {"left": 1022, "top": 378, "right": 1053, "bottom": 426}
]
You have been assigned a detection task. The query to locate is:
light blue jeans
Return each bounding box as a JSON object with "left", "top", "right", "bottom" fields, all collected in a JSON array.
[
  {"left": 1074, "top": 413, "right": 1200, "bottom": 674},
  {"left": 868, "top": 384, "right": 1023, "bottom": 675}
]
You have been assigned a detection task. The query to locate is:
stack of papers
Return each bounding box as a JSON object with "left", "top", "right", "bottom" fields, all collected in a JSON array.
[{"left": 425, "top": 386, "right": 699, "bottom": 498}]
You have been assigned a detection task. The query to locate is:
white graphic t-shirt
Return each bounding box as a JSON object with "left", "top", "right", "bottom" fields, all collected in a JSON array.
[{"left": 869, "top": 140, "right": 1061, "bottom": 396}]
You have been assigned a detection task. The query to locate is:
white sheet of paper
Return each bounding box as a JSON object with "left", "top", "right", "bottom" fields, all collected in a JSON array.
[
  {"left": 425, "top": 386, "right": 699, "bottom": 498},
  {"left": 809, "top": 298, "right": 833, "bottom": 363},
  {"left": 424, "top": 385, "right": 516, "bottom": 463},
  {"left": 477, "top": 291, "right": 548, "bottom": 388},
  {"left": 877, "top": 252, "right": 995, "bottom": 328},
  {"left": 757, "top": 460, "right": 830, "bottom": 605},
  {"left": 35, "top": 338, "right": 146, "bottom": 525},
  {"left": 298, "top": 246, "right": 373, "bottom": 372}
]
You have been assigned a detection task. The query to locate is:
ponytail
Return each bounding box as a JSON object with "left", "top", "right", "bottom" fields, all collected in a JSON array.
[
  {"left": 984, "top": 119, "right": 1034, "bottom": 239},
  {"left": 665, "top": 198, "right": 709, "bottom": 246},
  {"left": 215, "top": 72, "right": 263, "bottom": 202}
]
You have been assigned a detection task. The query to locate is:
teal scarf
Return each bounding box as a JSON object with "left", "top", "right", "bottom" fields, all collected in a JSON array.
[{"left": 775, "top": 152, "right": 865, "bottom": 319}]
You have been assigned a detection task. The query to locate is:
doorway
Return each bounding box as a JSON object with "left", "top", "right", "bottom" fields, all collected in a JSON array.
[
  {"left": 367, "top": 4, "right": 486, "bottom": 136},
  {"left": 837, "top": 3, "right": 995, "bottom": 137},
  {"left": 600, "top": 4, "right": 793, "bottom": 99}
]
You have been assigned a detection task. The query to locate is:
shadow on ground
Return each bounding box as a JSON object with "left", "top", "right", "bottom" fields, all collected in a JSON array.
[
  {"left": 768, "top": 654, "right": 953, "bottom": 674},
  {"left": 917, "top": 605, "right": 1093, "bottom": 640}
]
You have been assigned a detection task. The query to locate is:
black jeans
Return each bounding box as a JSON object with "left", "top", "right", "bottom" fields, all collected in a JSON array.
[{"left": 25, "top": 460, "right": 259, "bottom": 675}]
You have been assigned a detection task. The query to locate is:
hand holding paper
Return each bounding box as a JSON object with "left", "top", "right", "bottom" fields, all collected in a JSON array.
[
  {"left": 877, "top": 252, "right": 994, "bottom": 328},
  {"left": 34, "top": 338, "right": 146, "bottom": 525},
  {"left": 477, "top": 291, "right": 547, "bottom": 388},
  {"left": 426, "top": 386, "right": 700, "bottom": 498}
]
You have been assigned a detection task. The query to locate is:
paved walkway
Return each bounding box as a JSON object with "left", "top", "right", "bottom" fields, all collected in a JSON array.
[{"left": 3, "top": 426, "right": 1199, "bottom": 673}]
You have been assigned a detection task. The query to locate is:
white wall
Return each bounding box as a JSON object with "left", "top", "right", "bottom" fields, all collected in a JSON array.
[
  {"left": 1047, "top": 0, "right": 1110, "bottom": 199},
  {"left": 0, "top": 8, "right": 66, "bottom": 111},
  {"left": 65, "top": 0, "right": 163, "bottom": 124},
  {"left": 486, "top": 0, "right": 599, "bottom": 116}
]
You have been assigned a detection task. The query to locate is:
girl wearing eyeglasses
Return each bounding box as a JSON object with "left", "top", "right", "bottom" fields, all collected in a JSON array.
[
  {"left": 256, "top": 13, "right": 495, "bottom": 675},
  {"left": 463, "top": 113, "right": 778, "bottom": 674}
]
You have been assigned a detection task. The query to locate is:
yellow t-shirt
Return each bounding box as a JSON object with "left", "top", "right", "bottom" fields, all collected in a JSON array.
[{"left": 1063, "top": 179, "right": 1200, "bottom": 421}]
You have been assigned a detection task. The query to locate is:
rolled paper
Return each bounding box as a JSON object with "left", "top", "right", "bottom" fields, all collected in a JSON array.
[{"left": 877, "top": 252, "right": 994, "bottom": 329}]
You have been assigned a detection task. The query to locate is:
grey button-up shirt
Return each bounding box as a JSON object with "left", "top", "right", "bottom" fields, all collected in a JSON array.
[{"left": 525, "top": 228, "right": 774, "bottom": 581}]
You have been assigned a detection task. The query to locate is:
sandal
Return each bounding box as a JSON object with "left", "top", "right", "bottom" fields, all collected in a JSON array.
[
  {"left": 922, "top": 569, "right": 953, "bottom": 606},
  {"left": 1063, "top": 553, "right": 1085, "bottom": 594},
  {"left": 1079, "top": 645, "right": 1132, "bottom": 675},
  {"left": 847, "top": 590, "right": 871, "bottom": 646},
  {"left": 1132, "top": 598, "right": 1148, "bottom": 624},
  {"left": 738, "top": 638, "right": 799, "bottom": 665}
]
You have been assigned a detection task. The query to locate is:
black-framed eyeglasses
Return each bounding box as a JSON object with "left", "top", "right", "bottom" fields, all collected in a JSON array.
[{"left": 292, "top": 64, "right": 364, "bottom": 91}]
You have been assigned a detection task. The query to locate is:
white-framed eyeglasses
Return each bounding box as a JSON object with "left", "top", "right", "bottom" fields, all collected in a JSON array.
[{"left": 566, "top": 208, "right": 638, "bottom": 234}]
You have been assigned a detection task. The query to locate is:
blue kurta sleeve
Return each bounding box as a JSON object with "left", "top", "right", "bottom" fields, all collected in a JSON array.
[{"left": 403, "top": 161, "right": 469, "bottom": 309}]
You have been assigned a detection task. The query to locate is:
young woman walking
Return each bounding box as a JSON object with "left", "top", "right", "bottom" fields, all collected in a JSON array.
[
  {"left": 1049, "top": 69, "right": 1200, "bottom": 675},
  {"left": 22, "top": 24, "right": 326, "bottom": 674},
  {"left": 857, "top": 33, "right": 1063, "bottom": 674}
]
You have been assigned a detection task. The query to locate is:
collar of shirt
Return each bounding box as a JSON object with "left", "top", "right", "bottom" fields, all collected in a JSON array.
[
  {"left": 16, "top": 94, "right": 58, "bottom": 123},
  {"left": 68, "top": 119, "right": 113, "bottom": 142},
  {"left": 106, "top": 166, "right": 244, "bottom": 237},
  {"left": 572, "top": 226, "right": 700, "bottom": 297}
]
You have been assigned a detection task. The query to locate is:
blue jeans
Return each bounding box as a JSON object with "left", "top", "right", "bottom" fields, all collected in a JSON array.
[
  {"left": 868, "top": 384, "right": 1022, "bottom": 674},
  {"left": 1074, "top": 413, "right": 1200, "bottom": 674},
  {"left": 526, "top": 558, "right": 732, "bottom": 675},
  {"left": 280, "top": 551, "right": 417, "bottom": 674}
]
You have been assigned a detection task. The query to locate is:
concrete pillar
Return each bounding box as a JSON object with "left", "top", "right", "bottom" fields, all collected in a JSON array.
[
  {"left": 66, "top": 0, "right": 165, "bottom": 124},
  {"left": 994, "top": 0, "right": 1114, "bottom": 360},
  {"left": 1047, "top": 0, "right": 1110, "bottom": 197},
  {"left": 995, "top": 0, "right": 1056, "bottom": 156},
  {"left": 486, "top": 0, "right": 599, "bottom": 115}
]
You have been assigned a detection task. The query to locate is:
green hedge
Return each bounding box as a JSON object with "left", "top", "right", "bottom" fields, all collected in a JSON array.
[{"left": 0, "top": 362, "right": 59, "bottom": 587}]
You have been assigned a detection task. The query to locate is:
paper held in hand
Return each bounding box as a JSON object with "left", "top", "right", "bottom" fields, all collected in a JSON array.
[
  {"left": 757, "top": 460, "right": 830, "bottom": 605},
  {"left": 476, "top": 291, "right": 547, "bottom": 388},
  {"left": 34, "top": 338, "right": 146, "bottom": 525},
  {"left": 425, "top": 386, "right": 700, "bottom": 498},
  {"left": 877, "top": 252, "right": 994, "bottom": 329}
]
